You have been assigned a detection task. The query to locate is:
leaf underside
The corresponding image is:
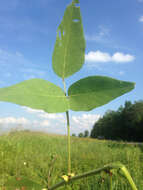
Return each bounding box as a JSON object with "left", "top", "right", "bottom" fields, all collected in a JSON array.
[
  {"left": 0, "top": 79, "right": 68, "bottom": 113},
  {"left": 68, "top": 76, "right": 135, "bottom": 111},
  {"left": 52, "top": 0, "right": 85, "bottom": 79}
]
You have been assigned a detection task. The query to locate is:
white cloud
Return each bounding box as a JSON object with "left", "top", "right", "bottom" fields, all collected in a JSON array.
[
  {"left": 39, "top": 113, "right": 64, "bottom": 119},
  {"left": 22, "top": 107, "right": 101, "bottom": 134},
  {"left": 85, "top": 51, "right": 135, "bottom": 63},
  {"left": 71, "top": 114, "right": 101, "bottom": 132},
  {"left": 0, "top": 117, "right": 29, "bottom": 125},
  {"left": 40, "top": 120, "right": 50, "bottom": 127},
  {"left": 23, "top": 107, "right": 45, "bottom": 114},
  {"left": 0, "top": 116, "right": 51, "bottom": 131},
  {"left": 139, "top": 16, "right": 143, "bottom": 22},
  {"left": 23, "top": 107, "right": 64, "bottom": 120},
  {"left": 85, "top": 51, "right": 111, "bottom": 62},
  {"left": 0, "top": 113, "right": 101, "bottom": 135},
  {"left": 112, "top": 52, "right": 135, "bottom": 62}
]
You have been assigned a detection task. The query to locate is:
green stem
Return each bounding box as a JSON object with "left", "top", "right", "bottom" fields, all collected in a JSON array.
[
  {"left": 110, "top": 176, "right": 112, "bottom": 190},
  {"left": 66, "top": 111, "right": 71, "bottom": 174},
  {"left": 62, "top": 79, "right": 71, "bottom": 174},
  {"left": 47, "top": 162, "right": 138, "bottom": 190}
]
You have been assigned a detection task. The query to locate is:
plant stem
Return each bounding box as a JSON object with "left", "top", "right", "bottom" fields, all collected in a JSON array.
[
  {"left": 48, "top": 162, "right": 138, "bottom": 190},
  {"left": 62, "top": 79, "right": 71, "bottom": 174},
  {"left": 110, "top": 176, "right": 112, "bottom": 190},
  {"left": 66, "top": 111, "right": 71, "bottom": 174}
]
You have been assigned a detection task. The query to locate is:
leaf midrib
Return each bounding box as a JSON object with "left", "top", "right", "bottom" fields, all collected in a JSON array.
[
  {"left": 69, "top": 86, "right": 130, "bottom": 97},
  {"left": 62, "top": 4, "right": 74, "bottom": 79},
  {"left": 2, "top": 94, "right": 66, "bottom": 98}
]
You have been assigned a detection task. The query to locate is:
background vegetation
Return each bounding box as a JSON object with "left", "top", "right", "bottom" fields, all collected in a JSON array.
[
  {"left": 0, "top": 131, "right": 143, "bottom": 189},
  {"left": 91, "top": 100, "right": 143, "bottom": 142}
]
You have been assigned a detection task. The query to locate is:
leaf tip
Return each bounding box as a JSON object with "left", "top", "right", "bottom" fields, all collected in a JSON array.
[{"left": 72, "top": 0, "right": 80, "bottom": 4}]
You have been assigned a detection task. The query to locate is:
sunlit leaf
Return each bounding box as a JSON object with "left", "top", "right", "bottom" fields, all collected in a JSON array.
[
  {"left": 0, "top": 79, "right": 68, "bottom": 113},
  {"left": 52, "top": 0, "right": 85, "bottom": 79},
  {"left": 68, "top": 76, "right": 135, "bottom": 111}
]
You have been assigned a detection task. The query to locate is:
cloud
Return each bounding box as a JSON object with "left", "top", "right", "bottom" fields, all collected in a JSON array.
[
  {"left": 0, "top": 49, "right": 47, "bottom": 81},
  {"left": 0, "top": 115, "right": 65, "bottom": 135},
  {"left": 0, "top": 116, "right": 51, "bottom": 132},
  {"left": 112, "top": 52, "right": 135, "bottom": 62},
  {"left": 119, "top": 71, "right": 125, "bottom": 75},
  {"left": 23, "top": 107, "right": 45, "bottom": 114},
  {"left": 0, "top": 49, "right": 30, "bottom": 66},
  {"left": 23, "top": 107, "right": 64, "bottom": 120},
  {"left": 85, "top": 26, "right": 110, "bottom": 43},
  {"left": 23, "top": 107, "right": 101, "bottom": 134},
  {"left": 71, "top": 114, "right": 101, "bottom": 133},
  {"left": 85, "top": 51, "right": 111, "bottom": 62},
  {"left": 40, "top": 120, "right": 50, "bottom": 127},
  {"left": 0, "top": 113, "right": 101, "bottom": 135},
  {"left": 23, "top": 107, "right": 66, "bottom": 128},
  {"left": 139, "top": 16, "right": 143, "bottom": 22},
  {"left": 0, "top": 117, "right": 30, "bottom": 125},
  {"left": 85, "top": 51, "right": 135, "bottom": 63},
  {"left": 39, "top": 113, "right": 64, "bottom": 120}
]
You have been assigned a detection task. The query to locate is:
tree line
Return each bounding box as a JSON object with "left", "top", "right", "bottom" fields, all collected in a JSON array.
[
  {"left": 72, "top": 130, "right": 89, "bottom": 138},
  {"left": 90, "top": 100, "right": 143, "bottom": 142}
]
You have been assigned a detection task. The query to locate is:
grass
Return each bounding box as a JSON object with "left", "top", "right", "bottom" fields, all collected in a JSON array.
[{"left": 0, "top": 130, "right": 143, "bottom": 189}]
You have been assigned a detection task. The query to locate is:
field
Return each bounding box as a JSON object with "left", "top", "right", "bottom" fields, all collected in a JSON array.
[{"left": 0, "top": 131, "right": 143, "bottom": 190}]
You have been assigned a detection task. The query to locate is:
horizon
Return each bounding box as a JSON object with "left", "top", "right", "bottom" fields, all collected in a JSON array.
[{"left": 0, "top": 0, "right": 142, "bottom": 134}]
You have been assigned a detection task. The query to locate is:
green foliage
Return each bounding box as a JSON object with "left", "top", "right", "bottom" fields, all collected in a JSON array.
[
  {"left": 0, "top": 0, "right": 137, "bottom": 189},
  {"left": 0, "top": 76, "right": 135, "bottom": 113},
  {"left": 52, "top": 0, "right": 85, "bottom": 79},
  {"left": 4, "top": 176, "right": 43, "bottom": 190},
  {"left": 68, "top": 76, "right": 135, "bottom": 111},
  {"left": 78, "top": 132, "right": 84, "bottom": 137},
  {"left": 84, "top": 130, "right": 89, "bottom": 137},
  {"left": 0, "top": 79, "right": 68, "bottom": 113},
  {"left": 91, "top": 100, "right": 143, "bottom": 142},
  {"left": 0, "top": 1, "right": 135, "bottom": 114},
  {"left": 78, "top": 130, "right": 89, "bottom": 138},
  {"left": 0, "top": 131, "right": 141, "bottom": 190}
]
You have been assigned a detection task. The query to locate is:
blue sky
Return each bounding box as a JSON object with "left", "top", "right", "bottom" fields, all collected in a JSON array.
[{"left": 0, "top": 0, "right": 142, "bottom": 135}]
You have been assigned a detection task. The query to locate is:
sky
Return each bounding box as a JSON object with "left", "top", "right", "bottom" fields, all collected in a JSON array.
[{"left": 0, "top": 0, "right": 143, "bottom": 135}]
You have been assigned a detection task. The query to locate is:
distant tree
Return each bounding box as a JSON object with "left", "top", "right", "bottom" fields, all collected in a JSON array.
[
  {"left": 91, "top": 100, "right": 143, "bottom": 142},
  {"left": 78, "top": 132, "right": 84, "bottom": 138},
  {"left": 84, "top": 130, "right": 89, "bottom": 137},
  {"left": 72, "top": 133, "right": 76, "bottom": 137}
]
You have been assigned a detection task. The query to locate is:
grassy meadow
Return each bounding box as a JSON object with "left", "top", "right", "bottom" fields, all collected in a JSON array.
[{"left": 0, "top": 131, "right": 143, "bottom": 189}]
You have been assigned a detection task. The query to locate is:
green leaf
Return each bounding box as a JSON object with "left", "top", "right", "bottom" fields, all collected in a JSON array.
[
  {"left": 68, "top": 76, "right": 135, "bottom": 111},
  {"left": 0, "top": 79, "right": 68, "bottom": 113},
  {"left": 52, "top": 0, "right": 85, "bottom": 79},
  {"left": 4, "top": 176, "right": 43, "bottom": 190}
]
